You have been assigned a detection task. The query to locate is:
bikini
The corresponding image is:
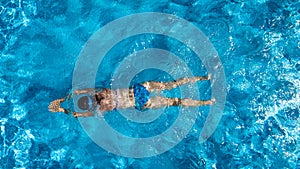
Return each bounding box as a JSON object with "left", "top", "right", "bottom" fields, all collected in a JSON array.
[
  {"left": 83, "top": 84, "right": 150, "bottom": 112},
  {"left": 132, "top": 84, "right": 150, "bottom": 111}
]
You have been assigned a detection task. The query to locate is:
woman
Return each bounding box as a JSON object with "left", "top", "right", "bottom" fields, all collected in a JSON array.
[{"left": 48, "top": 75, "right": 215, "bottom": 118}]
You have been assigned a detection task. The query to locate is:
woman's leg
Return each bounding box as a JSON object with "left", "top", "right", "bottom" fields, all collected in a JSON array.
[
  {"left": 142, "top": 75, "right": 210, "bottom": 92},
  {"left": 143, "top": 96, "right": 215, "bottom": 109}
]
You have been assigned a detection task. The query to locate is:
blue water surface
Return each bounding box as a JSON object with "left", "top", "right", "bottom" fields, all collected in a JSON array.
[{"left": 1, "top": 0, "right": 300, "bottom": 168}]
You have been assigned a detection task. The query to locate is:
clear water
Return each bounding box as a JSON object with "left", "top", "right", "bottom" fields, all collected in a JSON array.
[{"left": 1, "top": 0, "right": 300, "bottom": 168}]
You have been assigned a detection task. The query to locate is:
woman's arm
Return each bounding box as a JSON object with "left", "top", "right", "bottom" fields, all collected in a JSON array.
[
  {"left": 73, "top": 111, "right": 94, "bottom": 118},
  {"left": 73, "top": 88, "right": 102, "bottom": 95},
  {"left": 48, "top": 98, "right": 69, "bottom": 114}
]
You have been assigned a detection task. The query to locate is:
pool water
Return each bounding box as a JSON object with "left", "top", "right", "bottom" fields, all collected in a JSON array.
[{"left": 1, "top": 0, "right": 300, "bottom": 168}]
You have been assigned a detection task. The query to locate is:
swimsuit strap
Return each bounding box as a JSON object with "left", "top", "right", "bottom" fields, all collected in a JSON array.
[{"left": 114, "top": 90, "right": 118, "bottom": 110}]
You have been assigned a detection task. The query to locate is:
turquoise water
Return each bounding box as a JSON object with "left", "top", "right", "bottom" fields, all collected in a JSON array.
[{"left": 1, "top": 0, "right": 300, "bottom": 168}]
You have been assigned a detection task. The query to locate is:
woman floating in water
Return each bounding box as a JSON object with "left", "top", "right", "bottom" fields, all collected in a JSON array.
[{"left": 48, "top": 75, "right": 215, "bottom": 118}]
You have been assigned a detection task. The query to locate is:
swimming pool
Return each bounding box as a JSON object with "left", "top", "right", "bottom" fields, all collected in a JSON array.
[{"left": 1, "top": 0, "right": 299, "bottom": 168}]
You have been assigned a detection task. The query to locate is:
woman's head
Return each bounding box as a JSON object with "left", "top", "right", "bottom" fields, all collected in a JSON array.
[{"left": 77, "top": 96, "right": 93, "bottom": 111}]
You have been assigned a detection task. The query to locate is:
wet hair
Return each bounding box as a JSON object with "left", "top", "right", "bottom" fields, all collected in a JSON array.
[{"left": 77, "top": 96, "right": 92, "bottom": 111}]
